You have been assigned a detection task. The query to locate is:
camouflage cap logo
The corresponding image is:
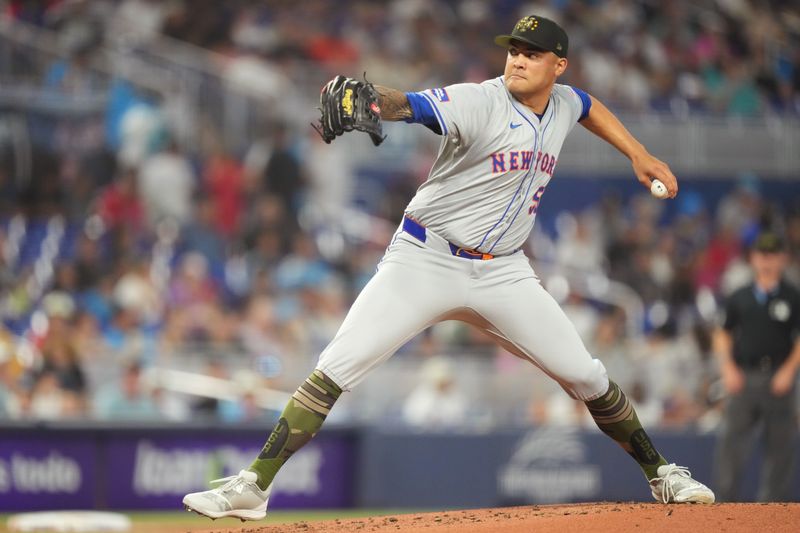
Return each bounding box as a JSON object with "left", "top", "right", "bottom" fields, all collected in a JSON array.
[{"left": 515, "top": 16, "right": 539, "bottom": 32}]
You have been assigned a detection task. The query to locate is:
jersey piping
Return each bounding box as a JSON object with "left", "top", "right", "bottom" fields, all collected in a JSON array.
[
  {"left": 475, "top": 116, "right": 539, "bottom": 252},
  {"left": 487, "top": 97, "right": 555, "bottom": 253},
  {"left": 420, "top": 92, "right": 448, "bottom": 135}
]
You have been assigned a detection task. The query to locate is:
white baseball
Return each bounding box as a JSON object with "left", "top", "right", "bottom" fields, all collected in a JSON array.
[{"left": 650, "top": 179, "right": 669, "bottom": 199}]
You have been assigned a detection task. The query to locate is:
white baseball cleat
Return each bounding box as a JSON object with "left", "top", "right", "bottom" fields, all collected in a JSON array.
[
  {"left": 182, "top": 470, "right": 271, "bottom": 521},
  {"left": 649, "top": 463, "right": 715, "bottom": 504}
]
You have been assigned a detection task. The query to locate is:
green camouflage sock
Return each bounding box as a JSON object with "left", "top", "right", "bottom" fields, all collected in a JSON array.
[
  {"left": 585, "top": 381, "right": 668, "bottom": 480},
  {"left": 248, "top": 370, "right": 342, "bottom": 490}
]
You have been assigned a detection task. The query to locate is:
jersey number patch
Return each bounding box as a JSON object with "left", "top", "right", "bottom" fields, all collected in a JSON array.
[{"left": 528, "top": 186, "right": 546, "bottom": 215}]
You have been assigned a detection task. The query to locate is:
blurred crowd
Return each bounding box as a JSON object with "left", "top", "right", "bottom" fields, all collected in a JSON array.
[
  {"left": 1, "top": 0, "right": 799, "bottom": 430},
  {"left": 5, "top": 0, "right": 800, "bottom": 116}
]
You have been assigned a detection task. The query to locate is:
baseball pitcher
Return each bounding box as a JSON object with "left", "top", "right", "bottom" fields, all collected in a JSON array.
[{"left": 183, "top": 15, "right": 714, "bottom": 520}]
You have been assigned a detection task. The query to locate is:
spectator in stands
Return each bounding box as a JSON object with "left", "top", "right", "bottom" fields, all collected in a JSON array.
[
  {"left": 113, "top": 258, "right": 162, "bottom": 326},
  {"left": 256, "top": 124, "right": 305, "bottom": 222},
  {"left": 199, "top": 302, "right": 239, "bottom": 351},
  {"left": 156, "top": 308, "right": 190, "bottom": 359},
  {"left": 116, "top": 96, "right": 165, "bottom": 170},
  {"left": 244, "top": 228, "right": 285, "bottom": 291},
  {"left": 161, "top": 0, "right": 233, "bottom": 50},
  {"left": 51, "top": 262, "right": 79, "bottom": 299},
  {"left": 21, "top": 151, "right": 64, "bottom": 218},
  {"left": 273, "top": 234, "right": 333, "bottom": 294},
  {"left": 138, "top": 140, "right": 195, "bottom": 227},
  {"left": 223, "top": 38, "right": 291, "bottom": 103},
  {"left": 97, "top": 167, "right": 144, "bottom": 234},
  {"left": 292, "top": 277, "right": 348, "bottom": 358},
  {"left": 0, "top": 327, "right": 24, "bottom": 419},
  {"left": 70, "top": 310, "right": 103, "bottom": 363},
  {"left": 628, "top": 381, "right": 664, "bottom": 428},
  {"left": 217, "top": 370, "right": 274, "bottom": 424},
  {"left": 303, "top": 128, "right": 355, "bottom": 228},
  {"left": 554, "top": 211, "right": 605, "bottom": 273},
  {"left": 561, "top": 293, "right": 601, "bottom": 346},
  {"left": 586, "top": 308, "right": 634, "bottom": 391},
  {"left": 38, "top": 336, "right": 86, "bottom": 401},
  {"left": 717, "top": 173, "right": 764, "bottom": 244},
  {"left": 695, "top": 224, "right": 741, "bottom": 292},
  {"left": 190, "top": 358, "right": 236, "bottom": 421},
  {"left": 167, "top": 253, "right": 220, "bottom": 342},
  {"left": 242, "top": 194, "right": 293, "bottom": 258},
  {"left": 108, "top": 0, "right": 175, "bottom": 45},
  {"left": 27, "top": 371, "right": 64, "bottom": 420},
  {"left": 42, "top": 31, "right": 103, "bottom": 95},
  {"left": 203, "top": 135, "right": 245, "bottom": 237},
  {"left": 238, "top": 293, "right": 284, "bottom": 365},
  {"left": 72, "top": 233, "right": 107, "bottom": 291},
  {"left": 23, "top": 285, "right": 87, "bottom": 420},
  {"left": 402, "top": 356, "right": 469, "bottom": 430},
  {"left": 78, "top": 271, "right": 116, "bottom": 332},
  {"left": 94, "top": 361, "right": 160, "bottom": 420},
  {"left": 530, "top": 391, "right": 596, "bottom": 429},
  {"left": 103, "top": 304, "right": 157, "bottom": 365},
  {"left": 181, "top": 195, "right": 228, "bottom": 270},
  {"left": 631, "top": 322, "right": 703, "bottom": 422}
]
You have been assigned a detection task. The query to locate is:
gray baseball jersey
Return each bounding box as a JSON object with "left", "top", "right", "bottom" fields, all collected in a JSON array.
[
  {"left": 316, "top": 76, "right": 608, "bottom": 402},
  {"left": 406, "top": 78, "right": 585, "bottom": 256}
]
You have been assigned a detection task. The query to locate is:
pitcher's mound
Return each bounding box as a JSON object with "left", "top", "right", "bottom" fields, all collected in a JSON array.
[{"left": 210, "top": 502, "right": 800, "bottom": 533}]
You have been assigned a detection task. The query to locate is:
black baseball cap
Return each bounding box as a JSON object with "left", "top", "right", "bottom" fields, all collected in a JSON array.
[
  {"left": 752, "top": 231, "right": 785, "bottom": 253},
  {"left": 494, "top": 15, "right": 569, "bottom": 58}
]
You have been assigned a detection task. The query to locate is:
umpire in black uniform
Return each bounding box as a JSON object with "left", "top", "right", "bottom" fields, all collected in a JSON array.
[{"left": 713, "top": 231, "right": 800, "bottom": 501}]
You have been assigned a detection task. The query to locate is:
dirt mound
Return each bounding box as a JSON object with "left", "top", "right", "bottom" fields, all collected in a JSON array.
[{"left": 207, "top": 502, "right": 800, "bottom": 533}]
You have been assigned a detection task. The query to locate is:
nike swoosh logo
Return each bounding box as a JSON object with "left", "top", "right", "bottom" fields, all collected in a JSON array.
[{"left": 510, "top": 122, "right": 522, "bottom": 129}]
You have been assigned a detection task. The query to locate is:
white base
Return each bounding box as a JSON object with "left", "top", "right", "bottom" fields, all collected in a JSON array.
[{"left": 7, "top": 511, "right": 131, "bottom": 532}]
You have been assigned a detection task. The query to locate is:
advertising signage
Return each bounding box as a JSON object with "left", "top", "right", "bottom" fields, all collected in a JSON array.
[{"left": 0, "top": 426, "right": 355, "bottom": 511}]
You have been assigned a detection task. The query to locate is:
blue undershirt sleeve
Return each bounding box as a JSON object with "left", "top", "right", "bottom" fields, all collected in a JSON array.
[
  {"left": 404, "top": 92, "right": 443, "bottom": 135},
  {"left": 572, "top": 87, "right": 592, "bottom": 121}
]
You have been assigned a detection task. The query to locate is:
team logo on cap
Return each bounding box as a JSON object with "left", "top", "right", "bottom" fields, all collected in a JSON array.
[{"left": 515, "top": 16, "right": 539, "bottom": 32}]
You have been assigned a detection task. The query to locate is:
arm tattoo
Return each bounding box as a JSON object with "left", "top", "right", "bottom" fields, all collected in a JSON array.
[{"left": 376, "top": 85, "right": 413, "bottom": 122}]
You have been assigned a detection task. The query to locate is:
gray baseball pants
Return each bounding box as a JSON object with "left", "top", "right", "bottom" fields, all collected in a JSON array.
[{"left": 713, "top": 369, "right": 797, "bottom": 501}]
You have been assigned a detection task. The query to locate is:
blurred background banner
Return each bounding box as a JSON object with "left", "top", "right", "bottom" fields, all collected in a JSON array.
[
  {"left": 0, "top": 425, "right": 357, "bottom": 511},
  {"left": 0, "top": 0, "right": 799, "bottom": 509},
  {"left": 2, "top": 423, "right": 798, "bottom": 511},
  {"left": 0, "top": 432, "right": 95, "bottom": 509},
  {"left": 359, "top": 428, "right": 800, "bottom": 507}
]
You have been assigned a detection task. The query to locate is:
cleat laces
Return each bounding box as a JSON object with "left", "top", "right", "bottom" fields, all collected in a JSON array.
[
  {"left": 654, "top": 464, "right": 691, "bottom": 504},
  {"left": 210, "top": 470, "right": 253, "bottom": 495}
]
